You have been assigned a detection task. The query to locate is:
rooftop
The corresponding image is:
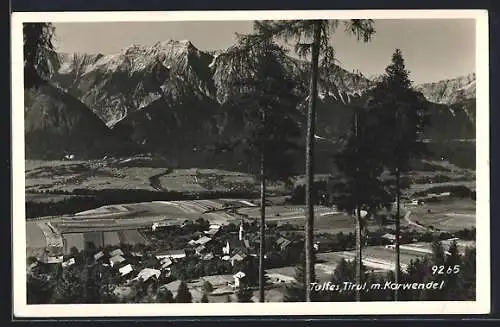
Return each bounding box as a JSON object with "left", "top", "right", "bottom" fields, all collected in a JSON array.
[
  {"left": 110, "top": 255, "right": 126, "bottom": 265},
  {"left": 155, "top": 249, "right": 186, "bottom": 257},
  {"left": 195, "top": 236, "right": 212, "bottom": 245},
  {"left": 135, "top": 268, "right": 161, "bottom": 281},
  {"left": 119, "top": 264, "right": 133, "bottom": 276},
  {"left": 94, "top": 251, "right": 104, "bottom": 260},
  {"left": 110, "top": 248, "right": 124, "bottom": 257}
]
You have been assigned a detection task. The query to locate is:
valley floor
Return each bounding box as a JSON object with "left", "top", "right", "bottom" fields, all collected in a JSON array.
[{"left": 24, "top": 159, "right": 477, "bottom": 303}]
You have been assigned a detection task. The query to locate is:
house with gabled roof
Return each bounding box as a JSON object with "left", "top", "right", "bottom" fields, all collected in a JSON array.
[
  {"left": 119, "top": 264, "right": 134, "bottom": 277},
  {"left": 205, "top": 228, "right": 219, "bottom": 237},
  {"left": 311, "top": 234, "right": 340, "bottom": 252},
  {"left": 195, "top": 236, "right": 212, "bottom": 246},
  {"left": 381, "top": 233, "right": 397, "bottom": 244},
  {"left": 195, "top": 244, "right": 207, "bottom": 255},
  {"left": 232, "top": 271, "right": 246, "bottom": 288},
  {"left": 94, "top": 251, "right": 104, "bottom": 261},
  {"left": 62, "top": 258, "right": 76, "bottom": 268},
  {"left": 160, "top": 257, "right": 173, "bottom": 269},
  {"left": 110, "top": 255, "right": 126, "bottom": 267},
  {"left": 268, "top": 273, "right": 296, "bottom": 284},
  {"left": 130, "top": 252, "right": 143, "bottom": 258},
  {"left": 276, "top": 237, "right": 292, "bottom": 251},
  {"left": 205, "top": 224, "right": 221, "bottom": 236},
  {"left": 230, "top": 252, "right": 247, "bottom": 266},
  {"left": 110, "top": 248, "right": 124, "bottom": 257},
  {"left": 134, "top": 268, "right": 161, "bottom": 282},
  {"left": 202, "top": 252, "right": 214, "bottom": 260},
  {"left": 155, "top": 249, "right": 186, "bottom": 260},
  {"left": 27, "top": 261, "right": 39, "bottom": 275},
  {"left": 44, "top": 255, "right": 64, "bottom": 264}
]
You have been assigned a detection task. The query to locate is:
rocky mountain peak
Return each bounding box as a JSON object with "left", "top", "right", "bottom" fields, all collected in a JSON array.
[
  {"left": 33, "top": 38, "right": 476, "bottom": 163},
  {"left": 415, "top": 73, "right": 476, "bottom": 105}
]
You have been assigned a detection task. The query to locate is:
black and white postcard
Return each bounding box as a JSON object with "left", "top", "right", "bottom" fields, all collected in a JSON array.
[{"left": 11, "top": 10, "right": 490, "bottom": 317}]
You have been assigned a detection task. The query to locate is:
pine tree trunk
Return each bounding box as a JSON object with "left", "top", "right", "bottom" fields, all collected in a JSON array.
[
  {"left": 394, "top": 169, "right": 401, "bottom": 301},
  {"left": 259, "top": 152, "right": 266, "bottom": 303},
  {"left": 354, "top": 109, "right": 362, "bottom": 302},
  {"left": 355, "top": 206, "right": 362, "bottom": 302},
  {"left": 304, "top": 21, "right": 321, "bottom": 303}
]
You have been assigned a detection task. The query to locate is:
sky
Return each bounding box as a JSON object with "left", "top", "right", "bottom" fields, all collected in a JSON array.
[{"left": 52, "top": 19, "right": 475, "bottom": 84}]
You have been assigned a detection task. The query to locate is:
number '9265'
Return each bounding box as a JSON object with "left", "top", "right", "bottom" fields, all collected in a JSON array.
[{"left": 431, "top": 265, "right": 460, "bottom": 275}]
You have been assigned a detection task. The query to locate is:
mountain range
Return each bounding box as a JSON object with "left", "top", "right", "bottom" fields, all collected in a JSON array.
[{"left": 24, "top": 39, "right": 476, "bottom": 170}]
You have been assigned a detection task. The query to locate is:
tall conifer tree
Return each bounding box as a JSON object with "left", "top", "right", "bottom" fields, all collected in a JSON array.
[
  {"left": 366, "top": 49, "right": 429, "bottom": 300},
  {"left": 254, "top": 20, "right": 375, "bottom": 300}
]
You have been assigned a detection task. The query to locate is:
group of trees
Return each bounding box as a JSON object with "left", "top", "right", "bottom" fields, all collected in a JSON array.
[
  {"left": 253, "top": 20, "right": 375, "bottom": 302},
  {"left": 28, "top": 256, "right": 119, "bottom": 304},
  {"left": 314, "top": 240, "right": 475, "bottom": 302},
  {"left": 215, "top": 30, "right": 303, "bottom": 302},
  {"left": 219, "top": 20, "right": 430, "bottom": 303},
  {"left": 212, "top": 19, "right": 378, "bottom": 302},
  {"left": 27, "top": 255, "right": 258, "bottom": 304},
  {"left": 23, "top": 22, "right": 59, "bottom": 89},
  {"left": 328, "top": 48, "right": 429, "bottom": 300},
  {"left": 28, "top": 244, "right": 197, "bottom": 304}
]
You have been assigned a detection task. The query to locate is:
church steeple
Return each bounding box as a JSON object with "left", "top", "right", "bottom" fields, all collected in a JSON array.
[{"left": 239, "top": 217, "right": 244, "bottom": 241}]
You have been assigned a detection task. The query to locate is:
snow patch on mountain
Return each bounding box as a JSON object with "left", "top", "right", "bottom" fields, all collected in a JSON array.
[{"left": 208, "top": 54, "right": 219, "bottom": 69}]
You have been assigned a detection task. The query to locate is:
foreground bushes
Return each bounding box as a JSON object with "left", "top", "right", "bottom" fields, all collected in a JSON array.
[{"left": 285, "top": 241, "right": 476, "bottom": 302}]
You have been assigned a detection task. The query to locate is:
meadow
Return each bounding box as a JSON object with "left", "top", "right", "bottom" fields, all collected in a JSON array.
[
  {"left": 403, "top": 198, "right": 476, "bottom": 232},
  {"left": 61, "top": 230, "right": 148, "bottom": 253},
  {"left": 25, "top": 160, "right": 272, "bottom": 195}
]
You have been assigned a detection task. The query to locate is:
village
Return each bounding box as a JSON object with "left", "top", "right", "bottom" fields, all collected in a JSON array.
[{"left": 27, "top": 197, "right": 476, "bottom": 303}]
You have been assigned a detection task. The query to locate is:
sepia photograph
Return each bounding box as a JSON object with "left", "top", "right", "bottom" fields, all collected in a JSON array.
[{"left": 12, "top": 10, "right": 489, "bottom": 317}]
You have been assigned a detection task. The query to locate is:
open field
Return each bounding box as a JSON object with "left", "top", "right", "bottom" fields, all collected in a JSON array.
[
  {"left": 402, "top": 198, "right": 476, "bottom": 232},
  {"left": 26, "top": 220, "right": 65, "bottom": 257},
  {"left": 25, "top": 160, "right": 162, "bottom": 193},
  {"left": 25, "top": 159, "right": 475, "bottom": 261},
  {"left": 26, "top": 222, "right": 49, "bottom": 258},
  {"left": 25, "top": 160, "right": 269, "bottom": 195},
  {"left": 26, "top": 195, "right": 475, "bottom": 258},
  {"left": 267, "top": 265, "right": 334, "bottom": 283},
  {"left": 26, "top": 222, "right": 46, "bottom": 249},
  {"left": 62, "top": 229, "right": 148, "bottom": 252},
  {"left": 361, "top": 246, "right": 426, "bottom": 267},
  {"left": 397, "top": 240, "right": 476, "bottom": 254},
  {"left": 26, "top": 159, "right": 474, "bottom": 198},
  {"left": 237, "top": 205, "right": 381, "bottom": 234},
  {"left": 317, "top": 244, "right": 425, "bottom": 275},
  {"left": 27, "top": 219, "right": 149, "bottom": 255},
  {"left": 314, "top": 239, "right": 475, "bottom": 278},
  {"left": 270, "top": 246, "right": 424, "bottom": 283},
  {"left": 407, "top": 181, "right": 476, "bottom": 196},
  {"left": 26, "top": 199, "right": 255, "bottom": 256},
  {"left": 50, "top": 200, "right": 245, "bottom": 233},
  {"left": 237, "top": 205, "right": 339, "bottom": 220}
]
